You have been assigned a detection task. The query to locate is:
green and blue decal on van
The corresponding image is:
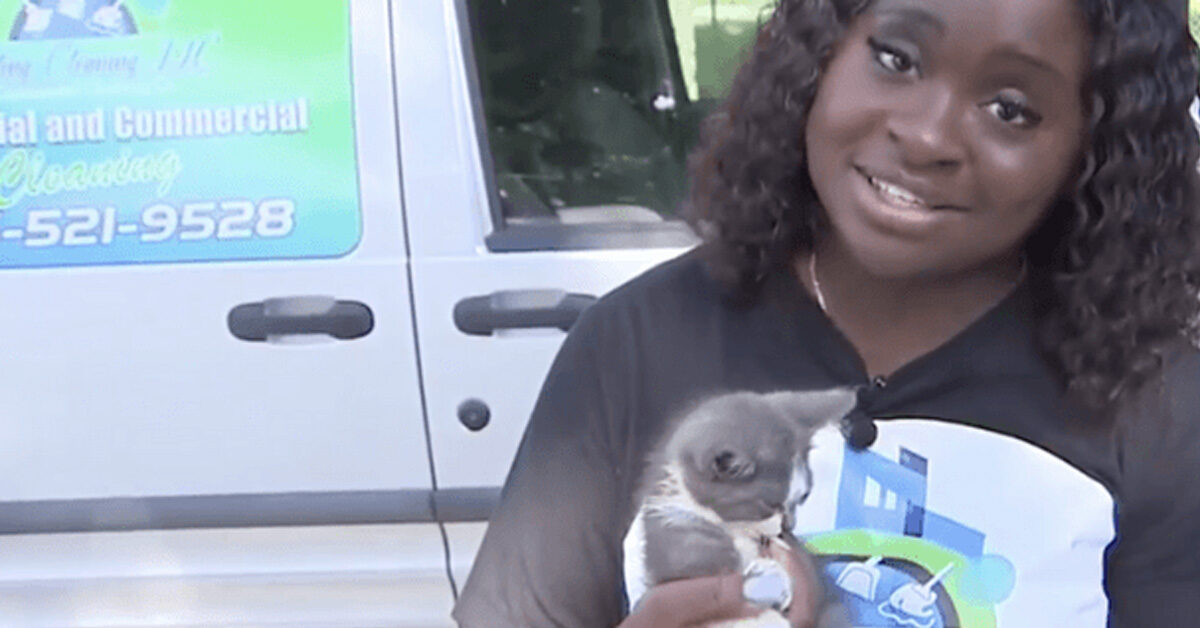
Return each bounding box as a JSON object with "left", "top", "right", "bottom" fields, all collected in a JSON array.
[{"left": 0, "top": 0, "right": 360, "bottom": 268}]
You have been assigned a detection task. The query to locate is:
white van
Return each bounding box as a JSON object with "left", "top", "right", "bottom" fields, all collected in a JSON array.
[{"left": 0, "top": 0, "right": 772, "bottom": 625}]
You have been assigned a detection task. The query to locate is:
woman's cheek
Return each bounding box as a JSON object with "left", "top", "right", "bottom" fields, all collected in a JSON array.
[
  {"left": 814, "top": 52, "right": 893, "bottom": 137},
  {"left": 977, "top": 141, "right": 1068, "bottom": 219}
]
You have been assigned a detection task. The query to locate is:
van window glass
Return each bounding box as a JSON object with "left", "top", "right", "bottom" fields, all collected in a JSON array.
[{"left": 465, "top": 0, "right": 772, "bottom": 231}]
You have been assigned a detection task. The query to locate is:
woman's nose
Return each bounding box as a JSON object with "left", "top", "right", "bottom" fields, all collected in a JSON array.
[{"left": 887, "top": 85, "right": 967, "bottom": 170}]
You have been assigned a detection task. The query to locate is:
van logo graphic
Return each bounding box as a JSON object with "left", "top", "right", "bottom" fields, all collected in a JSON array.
[
  {"left": 0, "top": 0, "right": 362, "bottom": 269},
  {"left": 11, "top": 0, "right": 168, "bottom": 41}
]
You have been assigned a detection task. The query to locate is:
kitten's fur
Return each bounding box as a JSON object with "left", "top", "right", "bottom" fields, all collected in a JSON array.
[{"left": 633, "top": 389, "right": 857, "bottom": 628}]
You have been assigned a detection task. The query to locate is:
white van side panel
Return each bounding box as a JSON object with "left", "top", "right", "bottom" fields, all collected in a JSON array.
[
  {"left": 396, "top": 0, "right": 690, "bottom": 495},
  {"left": 0, "top": 525, "right": 455, "bottom": 627},
  {"left": 0, "top": 0, "right": 429, "bottom": 504},
  {"left": 0, "top": 1, "right": 456, "bottom": 625}
]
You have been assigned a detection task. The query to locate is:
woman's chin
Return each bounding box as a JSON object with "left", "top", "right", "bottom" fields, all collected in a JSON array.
[{"left": 831, "top": 243, "right": 942, "bottom": 282}]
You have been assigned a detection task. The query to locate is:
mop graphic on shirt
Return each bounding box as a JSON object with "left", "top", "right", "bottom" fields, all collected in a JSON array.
[
  {"left": 805, "top": 444, "right": 1017, "bottom": 627},
  {"left": 877, "top": 562, "right": 954, "bottom": 628}
]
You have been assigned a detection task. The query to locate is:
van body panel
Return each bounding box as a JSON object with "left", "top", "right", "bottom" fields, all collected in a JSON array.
[
  {"left": 0, "top": 1, "right": 455, "bottom": 624},
  {"left": 0, "top": 524, "right": 455, "bottom": 627},
  {"left": 396, "top": 0, "right": 692, "bottom": 494}
]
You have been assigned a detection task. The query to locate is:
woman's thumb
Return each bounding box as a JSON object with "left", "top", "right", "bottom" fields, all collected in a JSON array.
[{"left": 626, "top": 574, "right": 752, "bottom": 627}]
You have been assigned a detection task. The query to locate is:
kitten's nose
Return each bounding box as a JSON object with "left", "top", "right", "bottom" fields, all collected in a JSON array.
[{"left": 751, "top": 501, "right": 781, "bottom": 523}]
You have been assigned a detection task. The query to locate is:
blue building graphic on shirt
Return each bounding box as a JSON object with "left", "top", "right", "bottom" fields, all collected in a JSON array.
[
  {"left": 808, "top": 442, "right": 1019, "bottom": 627},
  {"left": 836, "top": 445, "right": 985, "bottom": 560}
]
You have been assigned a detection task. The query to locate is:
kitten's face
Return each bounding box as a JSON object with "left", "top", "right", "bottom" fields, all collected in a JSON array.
[
  {"left": 664, "top": 389, "right": 857, "bottom": 523},
  {"left": 673, "top": 396, "right": 807, "bottom": 522}
]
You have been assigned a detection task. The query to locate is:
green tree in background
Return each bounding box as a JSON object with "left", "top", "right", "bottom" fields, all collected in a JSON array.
[
  {"left": 668, "top": 0, "right": 774, "bottom": 101},
  {"left": 1191, "top": 0, "right": 1200, "bottom": 70},
  {"left": 1191, "top": 0, "right": 1200, "bottom": 42}
]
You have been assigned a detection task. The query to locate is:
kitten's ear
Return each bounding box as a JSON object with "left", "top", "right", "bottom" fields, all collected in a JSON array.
[{"left": 763, "top": 388, "right": 858, "bottom": 428}]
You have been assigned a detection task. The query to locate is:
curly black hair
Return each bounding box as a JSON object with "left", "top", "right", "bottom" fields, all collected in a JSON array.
[{"left": 686, "top": 0, "right": 1200, "bottom": 413}]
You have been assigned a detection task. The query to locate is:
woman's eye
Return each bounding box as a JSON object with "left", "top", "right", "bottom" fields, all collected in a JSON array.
[
  {"left": 984, "top": 97, "right": 1042, "bottom": 128},
  {"left": 868, "top": 38, "right": 918, "bottom": 76}
]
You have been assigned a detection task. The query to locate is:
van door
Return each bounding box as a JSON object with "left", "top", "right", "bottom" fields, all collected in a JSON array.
[
  {"left": 401, "top": 0, "right": 782, "bottom": 588},
  {"left": 405, "top": 0, "right": 778, "bottom": 588},
  {"left": 0, "top": 1, "right": 450, "bottom": 625}
]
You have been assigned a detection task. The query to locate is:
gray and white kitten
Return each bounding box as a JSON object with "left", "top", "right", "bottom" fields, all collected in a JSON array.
[{"left": 632, "top": 389, "right": 857, "bottom": 628}]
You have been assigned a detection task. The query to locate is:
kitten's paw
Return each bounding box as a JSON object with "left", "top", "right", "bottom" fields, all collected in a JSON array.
[{"left": 742, "top": 558, "right": 793, "bottom": 611}]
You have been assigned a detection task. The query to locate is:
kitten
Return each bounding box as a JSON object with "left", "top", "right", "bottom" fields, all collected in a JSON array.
[{"left": 631, "top": 389, "right": 857, "bottom": 628}]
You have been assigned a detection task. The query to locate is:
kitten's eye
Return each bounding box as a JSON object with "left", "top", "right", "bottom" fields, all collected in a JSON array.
[
  {"left": 712, "top": 451, "right": 756, "bottom": 480},
  {"left": 984, "top": 96, "right": 1042, "bottom": 128},
  {"left": 868, "top": 38, "right": 918, "bottom": 76}
]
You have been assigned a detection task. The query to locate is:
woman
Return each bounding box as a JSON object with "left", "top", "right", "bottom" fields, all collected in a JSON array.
[{"left": 455, "top": 0, "right": 1200, "bottom": 625}]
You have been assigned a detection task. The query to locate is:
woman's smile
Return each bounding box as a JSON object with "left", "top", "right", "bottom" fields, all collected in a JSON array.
[{"left": 851, "top": 165, "right": 966, "bottom": 237}]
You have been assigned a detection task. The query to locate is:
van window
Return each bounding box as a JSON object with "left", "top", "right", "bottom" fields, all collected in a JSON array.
[{"left": 464, "top": 0, "right": 771, "bottom": 244}]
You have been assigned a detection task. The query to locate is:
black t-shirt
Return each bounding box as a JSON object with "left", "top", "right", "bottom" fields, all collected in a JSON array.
[{"left": 453, "top": 248, "right": 1200, "bottom": 627}]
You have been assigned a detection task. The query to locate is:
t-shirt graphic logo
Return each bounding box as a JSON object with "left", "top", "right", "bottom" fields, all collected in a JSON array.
[{"left": 804, "top": 444, "right": 1017, "bottom": 627}]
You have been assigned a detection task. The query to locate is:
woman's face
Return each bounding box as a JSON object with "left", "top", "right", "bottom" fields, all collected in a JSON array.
[{"left": 804, "top": 0, "right": 1089, "bottom": 279}]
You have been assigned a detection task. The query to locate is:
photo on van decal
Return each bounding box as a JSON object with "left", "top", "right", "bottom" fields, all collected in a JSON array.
[
  {"left": 0, "top": 0, "right": 361, "bottom": 268},
  {"left": 9, "top": 0, "right": 145, "bottom": 40}
]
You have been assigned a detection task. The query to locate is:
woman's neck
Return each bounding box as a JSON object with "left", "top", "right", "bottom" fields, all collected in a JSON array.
[{"left": 797, "top": 242, "right": 1025, "bottom": 378}]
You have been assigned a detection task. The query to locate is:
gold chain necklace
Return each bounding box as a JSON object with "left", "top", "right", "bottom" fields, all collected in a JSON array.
[
  {"left": 808, "top": 251, "right": 829, "bottom": 313},
  {"left": 806, "top": 250, "right": 1026, "bottom": 317}
]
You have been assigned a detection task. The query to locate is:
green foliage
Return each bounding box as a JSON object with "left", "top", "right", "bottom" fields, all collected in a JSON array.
[
  {"left": 1191, "top": 4, "right": 1200, "bottom": 44},
  {"left": 1192, "top": 2, "right": 1200, "bottom": 66}
]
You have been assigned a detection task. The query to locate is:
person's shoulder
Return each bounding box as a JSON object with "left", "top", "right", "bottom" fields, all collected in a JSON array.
[
  {"left": 1156, "top": 340, "right": 1200, "bottom": 431},
  {"left": 583, "top": 245, "right": 726, "bottom": 320},
  {"left": 1107, "top": 339, "right": 1200, "bottom": 616},
  {"left": 1164, "top": 341, "right": 1200, "bottom": 384},
  {"left": 1129, "top": 340, "right": 1200, "bottom": 419},
  {"left": 611, "top": 245, "right": 722, "bottom": 302},
  {"left": 1113, "top": 339, "right": 1200, "bottom": 488},
  {"left": 563, "top": 245, "right": 731, "bottom": 352}
]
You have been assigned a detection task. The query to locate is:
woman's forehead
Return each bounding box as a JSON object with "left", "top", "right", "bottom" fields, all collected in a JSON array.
[{"left": 864, "top": 0, "right": 1086, "bottom": 39}]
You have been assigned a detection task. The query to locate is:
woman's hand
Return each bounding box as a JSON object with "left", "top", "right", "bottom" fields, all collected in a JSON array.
[
  {"left": 617, "top": 574, "right": 760, "bottom": 628},
  {"left": 619, "top": 548, "right": 823, "bottom": 628},
  {"left": 767, "top": 539, "right": 825, "bottom": 628}
]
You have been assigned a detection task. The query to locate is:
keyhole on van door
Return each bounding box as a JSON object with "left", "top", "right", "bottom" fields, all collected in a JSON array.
[{"left": 458, "top": 399, "right": 491, "bottom": 431}]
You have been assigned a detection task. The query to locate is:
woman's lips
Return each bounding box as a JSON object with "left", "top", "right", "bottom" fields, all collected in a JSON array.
[
  {"left": 852, "top": 167, "right": 964, "bottom": 235},
  {"left": 869, "top": 175, "right": 929, "bottom": 209}
]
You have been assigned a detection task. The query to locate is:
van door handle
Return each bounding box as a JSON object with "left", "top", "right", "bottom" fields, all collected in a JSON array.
[
  {"left": 453, "top": 290, "right": 596, "bottom": 336},
  {"left": 228, "top": 297, "right": 374, "bottom": 341}
]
